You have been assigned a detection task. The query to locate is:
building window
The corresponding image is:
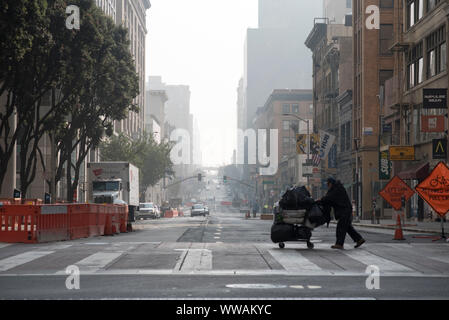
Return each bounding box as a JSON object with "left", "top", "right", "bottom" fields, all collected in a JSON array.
[
  {"left": 346, "top": 122, "right": 351, "bottom": 151},
  {"left": 282, "top": 104, "right": 290, "bottom": 114},
  {"left": 426, "top": 25, "right": 446, "bottom": 78},
  {"left": 407, "top": 42, "right": 423, "bottom": 88},
  {"left": 346, "top": 0, "right": 352, "bottom": 9},
  {"left": 340, "top": 124, "right": 346, "bottom": 152},
  {"left": 292, "top": 104, "right": 299, "bottom": 113},
  {"left": 427, "top": 0, "right": 442, "bottom": 12},
  {"left": 283, "top": 120, "right": 290, "bottom": 131},
  {"left": 407, "top": 0, "right": 423, "bottom": 28},
  {"left": 379, "top": 24, "right": 393, "bottom": 55},
  {"left": 380, "top": 0, "right": 394, "bottom": 8}
]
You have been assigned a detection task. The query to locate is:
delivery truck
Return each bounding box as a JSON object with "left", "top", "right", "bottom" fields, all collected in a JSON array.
[{"left": 87, "top": 162, "right": 139, "bottom": 220}]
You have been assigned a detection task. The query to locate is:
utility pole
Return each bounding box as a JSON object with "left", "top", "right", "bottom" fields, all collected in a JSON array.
[{"left": 283, "top": 113, "right": 311, "bottom": 190}]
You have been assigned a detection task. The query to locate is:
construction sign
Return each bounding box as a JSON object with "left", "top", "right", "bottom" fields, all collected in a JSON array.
[
  {"left": 415, "top": 162, "right": 449, "bottom": 217},
  {"left": 379, "top": 176, "right": 415, "bottom": 210}
]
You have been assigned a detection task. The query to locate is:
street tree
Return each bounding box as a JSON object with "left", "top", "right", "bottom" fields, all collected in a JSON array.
[{"left": 100, "top": 132, "right": 174, "bottom": 201}]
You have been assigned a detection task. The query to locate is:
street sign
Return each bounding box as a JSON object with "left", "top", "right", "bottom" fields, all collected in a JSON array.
[
  {"left": 262, "top": 181, "right": 275, "bottom": 185},
  {"left": 363, "top": 127, "right": 374, "bottom": 136},
  {"left": 302, "top": 163, "right": 313, "bottom": 177},
  {"left": 379, "top": 150, "right": 392, "bottom": 180},
  {"left": 389, "top": 146, "right": 415, "bottom": 161},
  {"left": 423, "top": 88, "right": 447, "bottom": 109},
  {"left": 432, "top": 139, "right": 447, "bottom": 160},
  {"left": 379, "top": 176, "right": 415, "bottom": 210},
  {"left": 415, "top": 162, "right": 449, "bottom": 217},
  {"left": 422, "top": 115, "right": 445, "bottom": 132}
]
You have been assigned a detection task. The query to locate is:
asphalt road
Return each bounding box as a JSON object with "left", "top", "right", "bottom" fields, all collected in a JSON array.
[{"left": 1, "top": 194, "right": 449, "bottom": 300}]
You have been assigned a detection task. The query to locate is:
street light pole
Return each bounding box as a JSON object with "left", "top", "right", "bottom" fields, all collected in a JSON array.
[{"left": 283, "top": 113, "right": 311, "bottom": 190}]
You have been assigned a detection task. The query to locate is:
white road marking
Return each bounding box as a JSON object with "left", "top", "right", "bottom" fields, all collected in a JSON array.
[
  {"left": 268, "top": 249, "right": 328, "bottom": 274},
  {"left": 343, "top": 250, "right": 415, "bottom": 273},
  {"left": 307, "top": 285, "right": 322, "bottom": 289},
  {"left": 290, "top": 285, "right": 304, "bottom": 289},
  {"left": 0, "top": 243, "right": 12, "bottom": 249},
  {"left": 63, "top": 252, "right": 124, "bottom": 273},
  {"left": 174, "top": 249, "right": 212, "bottom": 272},
  {"left": 428, "top": 256, "right": 449, "bottom": 265},
  {"left": 0, "top": 251, "right": 54, "bottom": 272}
]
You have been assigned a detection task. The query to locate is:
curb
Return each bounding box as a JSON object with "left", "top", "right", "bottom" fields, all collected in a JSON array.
[{"left": 330, "top": 221, "right": 443, "bottom": 235}]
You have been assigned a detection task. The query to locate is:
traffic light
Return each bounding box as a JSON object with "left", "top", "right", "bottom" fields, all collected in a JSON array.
[
  {"left": 223, "top": 176, "right": 227, "bottom": 183},
  {"left": 198, "top": 173, "right": 202, "bottom": 182}
]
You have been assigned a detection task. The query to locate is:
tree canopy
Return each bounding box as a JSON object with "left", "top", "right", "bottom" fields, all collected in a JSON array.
[{"left": 100, "top": 132, "right": 174, "bottom": 200}]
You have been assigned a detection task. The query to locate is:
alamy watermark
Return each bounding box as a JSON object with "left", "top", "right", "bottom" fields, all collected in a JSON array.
[
  {"left": 366, "top": 5, "right": 380, "bottom": 30},
  {"left": 170, "top": 128, "right": 279, "bottom": 176},
  {"left": 66, "top": 5, "right": 80, "bottom": 30},
  {"left": 365, "top": 265, "right": 380, "bottom": 290},
  {"left": 65, "top": 265, "right": 80, "bottom": 290}
]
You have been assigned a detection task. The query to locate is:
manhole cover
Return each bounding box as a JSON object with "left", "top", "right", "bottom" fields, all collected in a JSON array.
[{"left": 226, "top": 284, "right": 287, "bottom": 289}]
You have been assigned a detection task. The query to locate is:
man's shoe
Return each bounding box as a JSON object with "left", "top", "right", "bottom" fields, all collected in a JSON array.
[
  {"left": 331, "top": 244, "right": 344, "bottom": 250},
  {"left": 355, "top": 239, "right": 366, "bottom": 248}
]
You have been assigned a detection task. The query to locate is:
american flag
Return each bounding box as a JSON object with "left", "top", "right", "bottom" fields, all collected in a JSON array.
[{"left": 312, "top": 153, "right": 321, "bottom": 166}]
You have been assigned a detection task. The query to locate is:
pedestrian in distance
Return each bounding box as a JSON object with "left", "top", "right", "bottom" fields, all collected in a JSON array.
[{"left": 317, "top": 178, "right": 366, "bottom": 250}]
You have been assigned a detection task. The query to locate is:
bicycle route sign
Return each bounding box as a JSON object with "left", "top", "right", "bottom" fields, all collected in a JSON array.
[
  {"left": 415, "top": 162, "right": 449, "bottom": 217},
  {"left": 379, "top": 176, "right": 415, "bottom": 211}
]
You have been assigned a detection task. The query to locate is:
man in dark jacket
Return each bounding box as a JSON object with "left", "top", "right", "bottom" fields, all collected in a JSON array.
[{"left": 318, "top": 178, "right": 365, "bottom": 250}]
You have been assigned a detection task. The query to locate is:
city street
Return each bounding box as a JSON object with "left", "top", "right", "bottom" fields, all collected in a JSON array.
[{"left": 1, "top": 203, "right": 449, "bottom": 300}]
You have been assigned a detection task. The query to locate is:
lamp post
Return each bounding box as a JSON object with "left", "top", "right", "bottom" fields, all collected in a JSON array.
[{"left": 283, "top": 113, "right": 311, "bottom": 190}]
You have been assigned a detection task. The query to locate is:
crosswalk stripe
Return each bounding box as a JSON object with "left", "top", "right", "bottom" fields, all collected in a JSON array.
[
  {"left": 268, "top": 249, "right": 326, "bottom": 274},
  {"left": 0, "top": 251, "right": 54, "bottom": 272},
  {"left": 174, "top": 249, "right": 212, "bottom": 272},
  {"left": 342, "top": 250, "right": 414, "bottom": 273},
  {"left": 72, "top": 252, "right": 124, "bottom": 272}
]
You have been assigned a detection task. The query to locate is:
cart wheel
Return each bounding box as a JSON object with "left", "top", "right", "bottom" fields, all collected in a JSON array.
[
  {"left": 279, "top": 243, "right": 285, "bottom": 249},
  {"left": 307, "top": 241, "right": 314, "bottom": 249}
]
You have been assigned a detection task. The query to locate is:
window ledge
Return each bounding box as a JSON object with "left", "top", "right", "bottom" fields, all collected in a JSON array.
[{"left": 404, "top": 70, "right": 448, "bottom": 96}]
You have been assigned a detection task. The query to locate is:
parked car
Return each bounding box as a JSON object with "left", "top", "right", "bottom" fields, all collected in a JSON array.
[
  {"left": 204, "top": 205, "right": 210, "bottom": 215},
  {"left": 191, "top": 204, "right": 206, "bottom": 217},
  {"left": 137, "top": 202, "right": 159, "bottom": 220}
]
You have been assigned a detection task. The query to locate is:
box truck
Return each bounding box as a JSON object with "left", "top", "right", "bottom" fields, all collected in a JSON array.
[{"left": 87, "top": 162, "right": 139, "bottom": 219}]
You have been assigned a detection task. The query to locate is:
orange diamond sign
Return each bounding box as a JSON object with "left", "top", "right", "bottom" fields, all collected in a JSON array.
[
  {"left": 416, "top": 162, "right": 449, "bottom": 217},
  {"left": 379, "top": 176, "right": 415, "bottom": 210}
]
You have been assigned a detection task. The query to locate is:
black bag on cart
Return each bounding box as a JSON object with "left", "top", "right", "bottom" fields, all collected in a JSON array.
[
  {"left": 279, "top": 186, "right": 314, "bottom": 210},
  {"left": 307, "top": 204, "right": 332, "bottom": 227},
  {"left": 271, "top": 223, "right": 311, "bottom": 243}
]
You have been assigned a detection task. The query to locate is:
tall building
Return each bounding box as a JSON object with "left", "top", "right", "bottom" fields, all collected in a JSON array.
[
  {"left": 323, "top": 0, "right": 353, "bottom": 24},
  {"left": 239, "top": 0, "right": 321, "bottom": 183},
  {"left": 352, "top": 0, "right": 397, "bottom": 218},
  {"left": 381, "top": 0, "right": 449, "bottom": 221},
  {"left": 253, "top": 89, "right": 313, "bottom": 207},
  {"left": 114, "top": 0, "right": 151, "bottom": 138},
  {"left": 305, "top": 17, "right": 353, "bottom": 199},
  {"left": 95, "top": 0, "right": 117, "bottom": 20},
  {"left": 243, "top": 0, "right": 322, "bottom": 131}
]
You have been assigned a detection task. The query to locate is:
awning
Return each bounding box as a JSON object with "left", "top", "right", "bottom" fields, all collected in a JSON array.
[{"left": 397, "top": 162, "right": 429, "bottom": 181}]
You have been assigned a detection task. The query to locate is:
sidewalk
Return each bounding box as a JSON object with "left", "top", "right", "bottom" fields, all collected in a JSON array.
[{"left": 333, "top": 219, "right": 448, "bottom": 235}]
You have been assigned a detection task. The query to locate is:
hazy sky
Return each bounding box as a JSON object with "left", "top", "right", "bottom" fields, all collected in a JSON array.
[{"left": 146, "top": 0, "right": 258, "bottom": 167}]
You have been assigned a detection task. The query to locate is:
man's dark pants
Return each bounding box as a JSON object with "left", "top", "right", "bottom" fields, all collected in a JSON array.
[{"left": 336, "top": 211, "right": 363, "bottom": 246}]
